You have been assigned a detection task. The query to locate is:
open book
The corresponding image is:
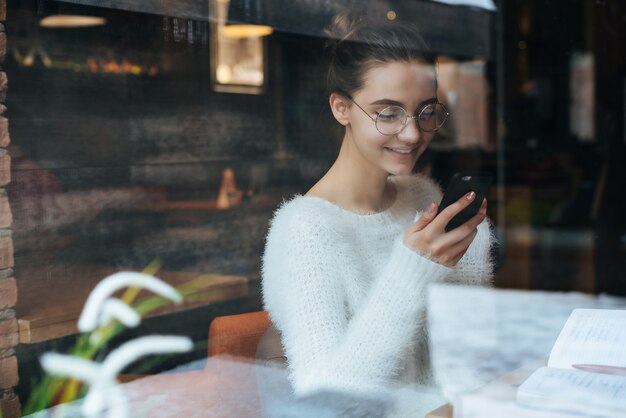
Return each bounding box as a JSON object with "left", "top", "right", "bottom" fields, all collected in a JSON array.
[{"left": 517, "top": 309, "right": 626, "bottom": 417}]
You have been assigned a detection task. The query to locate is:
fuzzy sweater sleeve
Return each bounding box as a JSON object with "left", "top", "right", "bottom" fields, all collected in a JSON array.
[{"left": 262, "top": 201, "right": 452, "bottom": 395}]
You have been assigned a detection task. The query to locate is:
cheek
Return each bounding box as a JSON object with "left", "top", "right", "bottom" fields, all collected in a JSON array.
[
  {"left": 422, "top": 132, "right": 436, "bottom": 145},
  {"left": 372, "top": 136, "right": 393, "bottom": 153},
  {"left": 353, "top": 124, "right": 388, "bottom": 149}
]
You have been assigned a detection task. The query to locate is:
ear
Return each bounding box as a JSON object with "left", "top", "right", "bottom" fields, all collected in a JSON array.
[{"left": 329, "top": 93, "right": 351, "bottom": 126}]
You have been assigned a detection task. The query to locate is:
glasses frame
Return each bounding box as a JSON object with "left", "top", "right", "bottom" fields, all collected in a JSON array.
[{"left": 343, "top": 94, "right": 449, "bottom": 135}]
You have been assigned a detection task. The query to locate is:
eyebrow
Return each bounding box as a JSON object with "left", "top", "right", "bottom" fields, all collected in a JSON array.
[{"left": 369, "top": 97, "right": 438, "bottom": 108}]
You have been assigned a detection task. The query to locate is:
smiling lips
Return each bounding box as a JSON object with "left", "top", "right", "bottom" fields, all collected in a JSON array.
[{"left": 385, "top": 146, "right": 418, "bottom": 156}]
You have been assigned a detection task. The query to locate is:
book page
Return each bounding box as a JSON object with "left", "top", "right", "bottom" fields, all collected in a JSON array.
[
  {"left": 548, "top": 309, "right": 626, "bottom": 369},
  {"left": 517, "top": 367, "right": 626, "bottom": 417}
]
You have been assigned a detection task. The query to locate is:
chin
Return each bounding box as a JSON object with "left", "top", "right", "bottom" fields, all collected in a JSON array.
[
  {"left": 386, "top": 164, "right": 416, "bottom": 177},
  {"left": 381, "top": 147, "right": 424, "bottom": 176}
]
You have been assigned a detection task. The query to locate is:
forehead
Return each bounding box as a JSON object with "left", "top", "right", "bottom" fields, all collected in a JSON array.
[{"left": 356, "top": 61, "right": 437, "bottom": 104}]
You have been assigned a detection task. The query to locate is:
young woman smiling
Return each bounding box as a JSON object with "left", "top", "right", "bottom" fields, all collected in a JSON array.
[{"left": 262, "top": 11, "right": 494, "bottom": 398}]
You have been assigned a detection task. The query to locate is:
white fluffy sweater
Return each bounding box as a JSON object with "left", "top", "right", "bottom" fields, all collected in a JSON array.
[{"left": 262, "top": 174, "right": 493, "bottom": 396}]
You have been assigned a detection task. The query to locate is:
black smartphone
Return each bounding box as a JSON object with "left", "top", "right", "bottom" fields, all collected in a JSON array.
[{"left": 437, "top": 173, "right": 492, "bottom": 232}]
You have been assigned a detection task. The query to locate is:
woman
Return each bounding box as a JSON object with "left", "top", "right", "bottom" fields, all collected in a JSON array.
[{"left": 262, "top": 11, "right": 494, "bottom": 398}]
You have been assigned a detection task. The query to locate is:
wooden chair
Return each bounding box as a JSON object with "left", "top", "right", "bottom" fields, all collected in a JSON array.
[
  {"left": 124, "top": 310, "right": 285, "bottom": 383},
  {"left": 207, "top": 311, "right": 288, "bottom": 416},
  {"left": 208, "top": 310, "right": 286, "bottom": 365}
]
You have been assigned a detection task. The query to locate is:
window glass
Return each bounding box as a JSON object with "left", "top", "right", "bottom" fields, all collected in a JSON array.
[{"left": 3, "top": 0, "right": 625, "bottom": 416}]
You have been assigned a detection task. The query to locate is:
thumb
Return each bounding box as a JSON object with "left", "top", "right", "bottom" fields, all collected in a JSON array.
[{"left": 413, "top": 201, "right": 438, "bottom": 231}]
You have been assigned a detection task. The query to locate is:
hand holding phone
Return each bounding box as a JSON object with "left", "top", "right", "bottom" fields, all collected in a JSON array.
[
  {"left": 403, "top": 173, "right": 490, "bottom": 267},
  {"left": 437, "top": 173, "right": 492, "bottom": 232}
]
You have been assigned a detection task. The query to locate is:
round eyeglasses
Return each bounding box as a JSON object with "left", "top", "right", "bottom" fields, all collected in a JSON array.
[{"left": 347, "top": 96, "right": 449, "bottom": 135}]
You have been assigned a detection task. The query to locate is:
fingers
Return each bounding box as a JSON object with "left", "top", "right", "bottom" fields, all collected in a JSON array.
[
  {"left": 429, "top": 229, "right": 478, "bottom": 267},
  {"left": 449, "top": 228, "right": 478, "bottom": 262},
  {"left": 430, "top": 191, "right": 478, "bottom": 231},
  {"left": 411, "top": 201, "right": 439, "bottom": 232},
  {"left": 471, "top": 197, "right": 488, "bottom": 227},
  {"left": 430, "top": 227, "right": 477, "bottom": 265},
  {"left": 404, "top": 197, "right": 487, "bottom": 267},
  {"left": 422, "top": 197, "right": 486, "bottom": 266},
  {"left": 437, "top": 198, "right": 486, "bottom": 244},
  {"left": 464, "top": 197, "right": 487, "bottom": 230}
]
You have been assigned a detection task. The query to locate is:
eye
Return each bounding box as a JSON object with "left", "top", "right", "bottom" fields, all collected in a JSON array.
[
  {"left": 376, "top": 107, "right": 404, "bottom": 122},
  {"left": 418, "top": 105, "right": 436, "bottom": 120}
]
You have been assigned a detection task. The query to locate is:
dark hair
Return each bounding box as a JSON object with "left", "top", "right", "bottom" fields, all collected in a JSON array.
[{"left": 325, "top": 10, "right": 436, "bottom": 97}]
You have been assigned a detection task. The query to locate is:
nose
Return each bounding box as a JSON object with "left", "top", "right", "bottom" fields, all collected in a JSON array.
[{"left": 397, "top": 117, "right": 421, "bottom": 143}]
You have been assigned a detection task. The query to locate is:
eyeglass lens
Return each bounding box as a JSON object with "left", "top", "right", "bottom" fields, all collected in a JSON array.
[{"left": 375, "top": 104, "right": 447, "bottom": 135}]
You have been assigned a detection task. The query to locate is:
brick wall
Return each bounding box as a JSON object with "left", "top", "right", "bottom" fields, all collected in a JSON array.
[{"left": 0, "top": 1, "right": 19, "bottom": 416}]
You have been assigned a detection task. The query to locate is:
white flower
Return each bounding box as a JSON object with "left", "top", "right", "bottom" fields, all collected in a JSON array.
[{"left": 78, "top": 272, "right": 182, "bottom": 332}]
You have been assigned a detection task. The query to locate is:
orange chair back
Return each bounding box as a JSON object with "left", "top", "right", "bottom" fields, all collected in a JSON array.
[{"left": 208, "top": 310, "right": 272, "bottom": 359}]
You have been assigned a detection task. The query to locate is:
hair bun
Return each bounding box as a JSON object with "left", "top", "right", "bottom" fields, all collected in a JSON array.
[
  {"left": 324, "top": 10, "right": 366, "bottom": 50},
  {"left": 324, "top": 10, "right": 364, "bottom": 43},
  {"left": 324, "top": 9, "right": 434, "bottom": 96}
]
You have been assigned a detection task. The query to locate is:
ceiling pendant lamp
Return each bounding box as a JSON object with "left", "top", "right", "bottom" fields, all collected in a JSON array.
[{"left": 223, "top": 0, "right": 273, "bottom": 39}]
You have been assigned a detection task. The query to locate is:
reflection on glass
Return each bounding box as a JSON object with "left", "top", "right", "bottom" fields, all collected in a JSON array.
[
  {"left": 569, "top": 52, "right": 594, "bottom": 142},
  {"left": 211, "top": 0, "right": 269, "bottom": 93},
  {"left": 436, "top": 56, "right": 492, "bottom": 151}
]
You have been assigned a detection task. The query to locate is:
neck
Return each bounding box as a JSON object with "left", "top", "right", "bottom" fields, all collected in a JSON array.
[{"left": 322, "top": 131, "right": 395, "bottom": 213}]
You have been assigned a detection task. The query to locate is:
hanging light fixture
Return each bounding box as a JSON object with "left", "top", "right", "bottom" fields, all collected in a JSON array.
[
  {"left": 223, "top": 0, "right": 273, "bottom": 39},
  {"left": 39, "top": 15, "right": 106, "bottom": 28},
  {"left": 38, "top": 2, "right": 107, "bottom": 29}
]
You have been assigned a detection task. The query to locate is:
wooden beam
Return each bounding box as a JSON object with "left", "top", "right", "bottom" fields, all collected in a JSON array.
[
  {"left": 56, "top": 0, "right": 494, "bottom": 58},
  {"left": 57, "top": 0, "right": 208, "bottom": 21}
]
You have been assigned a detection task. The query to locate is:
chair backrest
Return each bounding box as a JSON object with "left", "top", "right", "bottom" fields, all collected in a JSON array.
[
  {"left": 208, "top": 311, "right": 289, "bottom": 417},
  {"left": 208, "top": 310, "right": 273, "bottom": 359}
]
